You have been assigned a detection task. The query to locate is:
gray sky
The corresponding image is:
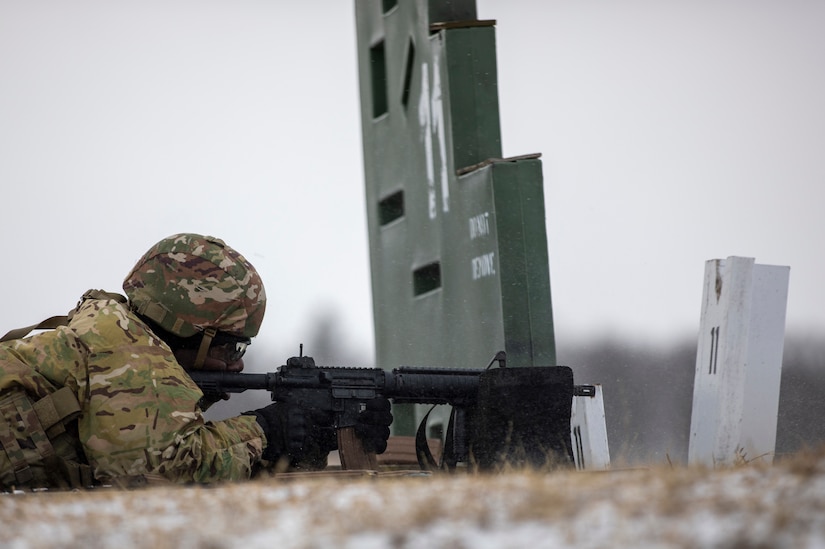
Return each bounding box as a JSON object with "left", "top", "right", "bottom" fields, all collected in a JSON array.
[{"left": 2, "top": 1, "right": 823, "bottom": 367}]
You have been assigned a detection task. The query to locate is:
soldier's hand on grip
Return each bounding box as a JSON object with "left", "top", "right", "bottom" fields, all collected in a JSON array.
[
  {"left": 355, "top": 397, "right": 393, "bottom": 454},
  {"left": 247, "top": 402, "right": 335, "bottom": 470}
]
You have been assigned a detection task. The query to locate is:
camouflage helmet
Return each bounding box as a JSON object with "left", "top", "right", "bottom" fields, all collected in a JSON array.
[{"left": 123, "top": 233, "right": 266, "bottom": 339}]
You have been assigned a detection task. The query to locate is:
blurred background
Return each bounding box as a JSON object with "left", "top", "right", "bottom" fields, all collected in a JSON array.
[{"left": 2, "top": 0, "right": 823, "bottom": 464}]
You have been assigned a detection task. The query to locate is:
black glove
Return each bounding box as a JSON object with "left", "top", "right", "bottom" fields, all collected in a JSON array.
[
  {"left": 246, "top": 403, "right": 336, "bottom": 469},
  {"left": 354, "top": 397, "right": 393, "bottom": 454}
]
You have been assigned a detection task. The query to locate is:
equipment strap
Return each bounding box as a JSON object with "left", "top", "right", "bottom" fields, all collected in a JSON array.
[
  {"left": 0, "top": 289, "right": 127, "bottom": 343},
  {"left": 0, "top": 316, "right": 69, "bottom": 343}
]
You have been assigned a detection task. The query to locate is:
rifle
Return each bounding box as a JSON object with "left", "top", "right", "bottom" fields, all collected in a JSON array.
[{"left": 189, "top": 352, "right": 594, "bottom": 471}]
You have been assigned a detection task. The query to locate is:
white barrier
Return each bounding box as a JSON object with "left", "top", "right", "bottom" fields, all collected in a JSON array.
[
  {"left": 571, "top": 385, "right": 611, "bottom": 470},
  {"left": 688, "top": 256, "right": 790, "bottom": 466}
]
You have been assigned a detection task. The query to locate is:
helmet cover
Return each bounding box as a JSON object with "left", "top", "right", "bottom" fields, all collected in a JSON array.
[{"left": 123, "top": 233, "right": 266, "bottom": 338}]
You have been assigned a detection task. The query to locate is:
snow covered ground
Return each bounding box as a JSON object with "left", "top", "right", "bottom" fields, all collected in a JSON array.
[{"left": 3, "top": 450, "right": 825, "bottom": 549}]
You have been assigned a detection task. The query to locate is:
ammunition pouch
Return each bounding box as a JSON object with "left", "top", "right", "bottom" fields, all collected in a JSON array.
[{"left": 0, "top": 387, "right": 92, "bottom": 490}]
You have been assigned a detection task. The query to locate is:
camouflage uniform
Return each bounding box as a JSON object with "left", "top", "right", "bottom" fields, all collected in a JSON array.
[{"left": 0, "top": 234, "right": 267, "bottom": 488}]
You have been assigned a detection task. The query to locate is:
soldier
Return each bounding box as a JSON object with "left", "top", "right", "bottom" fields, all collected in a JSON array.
[{"left": 0, "top": 233, "right": 392, "bottom": 489}]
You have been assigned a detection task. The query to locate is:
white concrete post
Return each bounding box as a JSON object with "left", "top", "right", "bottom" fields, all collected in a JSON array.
[
  {"left": 688, "top": 256, "right": 790, "bottom": 466},
  {"left": 571, "top": 385, "right": 611, "bottom": 470}
]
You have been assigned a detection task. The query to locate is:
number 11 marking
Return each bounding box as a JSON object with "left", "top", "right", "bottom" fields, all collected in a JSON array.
[{"left": 708, "top": 326, "right": 720, "bottom": 375}]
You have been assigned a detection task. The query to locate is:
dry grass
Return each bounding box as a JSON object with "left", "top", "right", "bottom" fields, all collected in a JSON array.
[{"left": 3, "top": 447, "right": 825, "bottom": 548}]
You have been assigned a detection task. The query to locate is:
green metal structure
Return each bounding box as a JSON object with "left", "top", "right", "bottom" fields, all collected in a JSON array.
[{"left": 354, "top": 0, "right": 557, "bottom": 435}]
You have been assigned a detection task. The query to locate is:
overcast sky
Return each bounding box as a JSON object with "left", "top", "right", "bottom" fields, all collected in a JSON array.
[{"left": 2, "top": 1, "right": 823, "bottom": 368}]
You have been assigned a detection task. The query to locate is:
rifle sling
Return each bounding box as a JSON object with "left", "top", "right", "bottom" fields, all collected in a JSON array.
[{"left": 415, "top": 407, "right": 440, "bottom": 471}]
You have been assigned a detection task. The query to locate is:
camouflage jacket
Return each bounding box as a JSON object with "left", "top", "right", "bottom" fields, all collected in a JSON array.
[{"left": 0, "top": 295, "right": 265, "bottom": 485}]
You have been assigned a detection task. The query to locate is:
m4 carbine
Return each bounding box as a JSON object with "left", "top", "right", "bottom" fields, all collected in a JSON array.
[{"left": 189, "top": 353, "right": 594, "bottom": 471}]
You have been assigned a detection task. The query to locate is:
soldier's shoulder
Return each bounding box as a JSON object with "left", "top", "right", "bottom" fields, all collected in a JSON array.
[{"left": 70, "top": 295, "right": 144, "bottom": 343}]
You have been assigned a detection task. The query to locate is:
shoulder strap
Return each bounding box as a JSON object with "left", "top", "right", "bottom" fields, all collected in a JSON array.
[
  {"left": 0, "top": 316, "right": 69, "bottom": 343},
  {"left": 0, "top": 289, "right": 127, "bottom": 343}
]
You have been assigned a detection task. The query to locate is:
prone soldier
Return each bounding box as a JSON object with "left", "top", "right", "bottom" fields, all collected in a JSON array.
[{"left": 0, "top": 233, "right": 392, "bottom": 489}]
